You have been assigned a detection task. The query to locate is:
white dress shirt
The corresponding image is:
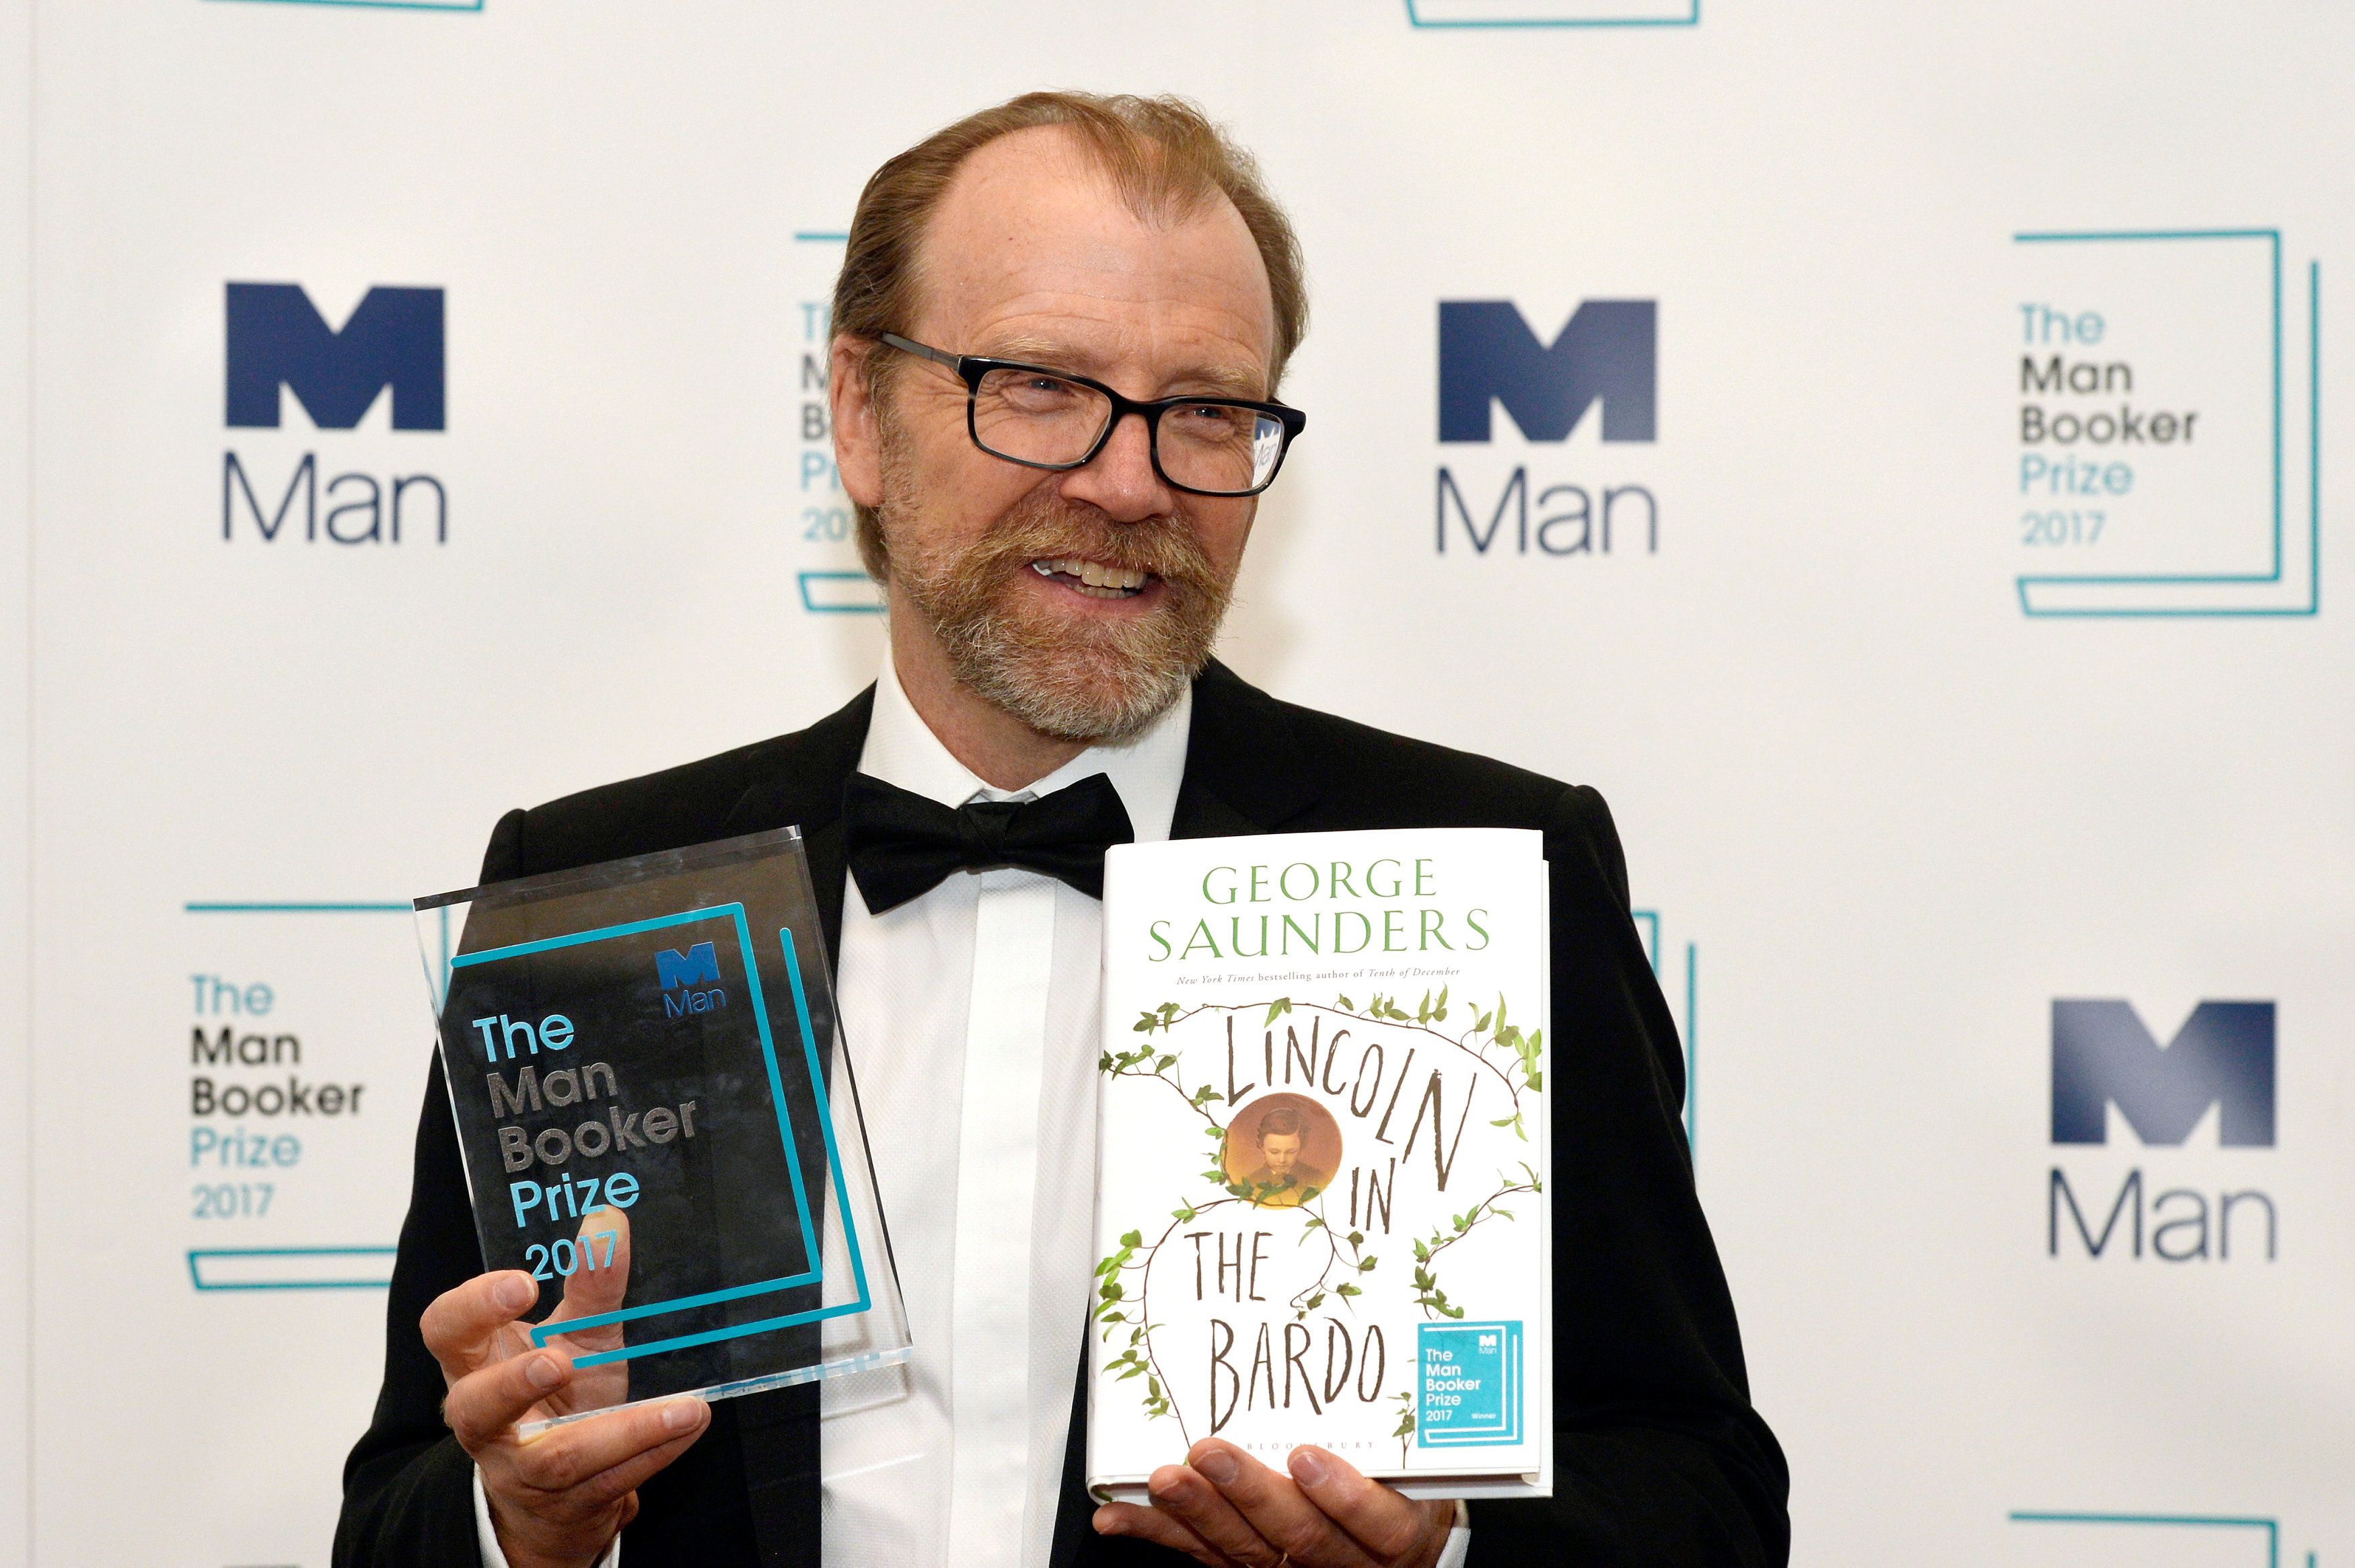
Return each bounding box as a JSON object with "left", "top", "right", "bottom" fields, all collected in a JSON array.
[{"left": 477, "top": 655, "right": 1468, "bottom": 1567}]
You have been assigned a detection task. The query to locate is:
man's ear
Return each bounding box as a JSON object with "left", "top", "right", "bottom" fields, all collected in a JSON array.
[{"left": 831, "top": 334, "right": 885, "bottom": 509}]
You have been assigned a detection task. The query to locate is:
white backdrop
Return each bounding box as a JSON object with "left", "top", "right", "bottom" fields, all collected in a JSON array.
[{"left": 4, "top": 1, "right": 2351, "bottom": 1562}]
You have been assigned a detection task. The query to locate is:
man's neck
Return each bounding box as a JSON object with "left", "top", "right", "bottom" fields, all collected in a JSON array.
[{"left": 887, "top": 605, "right": 1088, "bottom": 792}]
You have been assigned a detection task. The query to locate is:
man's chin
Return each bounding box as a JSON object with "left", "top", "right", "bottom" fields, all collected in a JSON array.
[
  {"left": 954, "top": 628, "right": 1202, "bottom": 744},
  {"left": 989, "top": 658, "right": 1196, "bottom": 743}
]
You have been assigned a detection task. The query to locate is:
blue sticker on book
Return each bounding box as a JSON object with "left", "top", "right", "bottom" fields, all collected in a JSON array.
[{"left": 1416, "top": 1321, "right": 1523, "bottom": 1447}]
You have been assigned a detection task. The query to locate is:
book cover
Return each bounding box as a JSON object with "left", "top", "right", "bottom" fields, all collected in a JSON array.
[{"left": 1089, "top": 829, "right": 1552, "bottom": 1501}]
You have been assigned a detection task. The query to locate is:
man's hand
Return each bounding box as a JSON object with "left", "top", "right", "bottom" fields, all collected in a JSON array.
[
  {"left": 1093, "top": 1438, "right": 1457, "bottom": 1568},
  {"left": 421, "top": 1210, "right": 709, "bottom": 1568}
]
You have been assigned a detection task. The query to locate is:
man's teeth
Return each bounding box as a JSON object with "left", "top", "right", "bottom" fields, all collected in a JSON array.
[{"left": 1031, "top": 557, "right": 1149, "bottom": 597}]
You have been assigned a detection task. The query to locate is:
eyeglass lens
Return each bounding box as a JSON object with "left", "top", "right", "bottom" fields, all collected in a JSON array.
[{"left": 970, "top": 367, "right": 1284, "bottom": 495}]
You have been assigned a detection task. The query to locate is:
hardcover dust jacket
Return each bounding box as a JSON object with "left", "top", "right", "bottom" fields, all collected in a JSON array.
[{"left": 1089, "top": 829, "right": 1554, "bottom": 1501}]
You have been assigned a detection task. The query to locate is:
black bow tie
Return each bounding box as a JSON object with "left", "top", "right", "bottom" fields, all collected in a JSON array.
[{"left": 841, "top": 771, "right": 1136, "bottom": 914}]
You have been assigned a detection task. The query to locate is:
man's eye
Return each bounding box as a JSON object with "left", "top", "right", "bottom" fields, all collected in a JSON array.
[{"left": 1001, "top": 377, "right": 1080, "bottom": 411}]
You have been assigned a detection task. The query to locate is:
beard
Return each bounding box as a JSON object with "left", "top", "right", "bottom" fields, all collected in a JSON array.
[{"left": 876, "top": 461, "right": 1237, "bottom": 743}]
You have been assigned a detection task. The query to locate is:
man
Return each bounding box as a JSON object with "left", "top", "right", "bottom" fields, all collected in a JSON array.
[
  {"left": 337, "top": 91, "right": 1788, "bottom": 1568},
  {"left": 1237, "top": 1105, "right": 1326, "bottom": 1207}
]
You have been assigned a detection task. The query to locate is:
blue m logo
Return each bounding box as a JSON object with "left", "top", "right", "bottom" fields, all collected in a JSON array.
[
  {"left": 656, "top": 942, "right": 721, "bottom": 991},
  {"left": 225, "top": 283, "right": 445, "bottom": 431},
  {"left": 1437, "top": 300, "right": 1655, "bottom": 444},
  {"left": 2050, "top": 999, "right": 2276, "bottom": 1147}
]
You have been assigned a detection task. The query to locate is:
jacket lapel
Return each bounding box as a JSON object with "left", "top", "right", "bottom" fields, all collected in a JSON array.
[
  {"left": 721, "top": 685, "right": 873, "bottom": 967},
  {"left": 1167, "top": 659, "right": 1320, "bottom": 841},
  {"left": 710, "top": 685, "right": 875, "bottom": 1567}
]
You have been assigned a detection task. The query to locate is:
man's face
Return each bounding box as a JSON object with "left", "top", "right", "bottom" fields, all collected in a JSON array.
[
  {"left": 838, "top": 126, "right": 1278, "bottom": 740},
  {"left": 1259, "top": 1131, "right": 1302, "bottom": 1176}
]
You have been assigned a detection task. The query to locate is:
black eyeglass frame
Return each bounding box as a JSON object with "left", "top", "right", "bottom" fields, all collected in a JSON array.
[{"left": 876, "top": 332, "right": 1308, "bottom": 498}]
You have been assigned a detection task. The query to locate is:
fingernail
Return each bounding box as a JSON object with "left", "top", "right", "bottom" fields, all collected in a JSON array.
[
  {"left": 524, "top": 1353, "right": 564, "bottom": 1390},
  {"left": 1194, "top": 1449, "right": 1237, "bottom": 1487},
  {"left": 1289, "top": 1448, "right": 1328, "bottom": 1487},
  {"left": 1148, "top": 1468, "right": 1188, "bottom": 1501},
  {"left": 1093, "top": 1510, "right": 1126, "bottom": 1537},
  {"left": 662, "top": 1398, "right": 704, "bottom": 1433},
  {"left": 495, "top": 1275, "right": 534, "bottom": 1313}
]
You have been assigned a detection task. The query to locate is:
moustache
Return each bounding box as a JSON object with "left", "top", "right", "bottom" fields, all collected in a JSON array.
[{"left": 964, "top": 498, "right": 1220, "bottom": 593}]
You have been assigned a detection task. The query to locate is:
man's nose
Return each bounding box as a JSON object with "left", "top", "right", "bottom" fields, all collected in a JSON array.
[{"left": 1058, "top": 409, "right": 1174, "bottom": 523}]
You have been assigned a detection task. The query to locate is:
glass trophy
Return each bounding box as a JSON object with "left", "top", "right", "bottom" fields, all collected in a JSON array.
[{"left": 414, "top": 827, "right": 909, "bottom": 1432}]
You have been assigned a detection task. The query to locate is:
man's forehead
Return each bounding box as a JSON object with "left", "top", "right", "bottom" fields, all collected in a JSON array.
[{"left": 912, "top": 126, "right": 1276, "bottom": 376}]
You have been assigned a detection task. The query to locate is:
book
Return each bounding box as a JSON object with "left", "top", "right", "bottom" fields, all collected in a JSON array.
[{"left": 1089, "top": 829, "right": 1552, "bottom": 1501}]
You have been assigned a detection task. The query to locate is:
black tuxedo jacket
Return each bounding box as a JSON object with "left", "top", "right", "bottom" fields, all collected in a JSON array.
[{"left": 336, "top": 662, "right": 1789, "bottom": 1567}]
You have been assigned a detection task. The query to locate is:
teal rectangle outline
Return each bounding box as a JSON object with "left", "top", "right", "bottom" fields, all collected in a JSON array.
[
  {"left": 1416, "top": 1320, "right": 1523, "bottom": 1447},
  {"left": 450, "top": 905, "right": 819, "bottom": 1318},
  {"left": 2010, "top": 230, "right": 2321, "bottom": 618},
  {"left": 2010, "top": 1511, "right": 2278, "bottom": 1567},
  {"left": 548, "top": 927, "right": 875, "bottom": 1367},
  {"left": 445, "top": 903, "right": 865, "bottom": 1364},
  {"left": 1406, "top": 0, "right": 1697, "bottom": 26},
  {"left": 798, "top": 570, "right": 883, "bottom": 615},
  {"left": 182, "top": 900, "right": 411, "bottom": 1287},
  {"left": 550, "top": 927, "right": 875, "bottom": 1365},
  {"left": 186, "top": 900, "right": 409, "bottom": 911},
  {"left": 789, "top": 233, "right": 879, "bottom": 615},
  {"left": 188, "top": 1245, "right": 397, "bottom": 1291},
  {"left": 205, "top": 0, "right": 482, "bottom": 10}
]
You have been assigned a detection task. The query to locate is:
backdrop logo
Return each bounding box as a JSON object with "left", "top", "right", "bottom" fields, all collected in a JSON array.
[
  {"left": 1404, "top": 0, "right": 1700, "bottom": 26},
  {"left": 1438, "top": 300, "right": 1655, "bottom": 444},
  {"left": 1434, "top": 298, "right": 1660, "bottom": 558},
  {"left": 787, "top": 230, "right": 883, "bottom": 613},
  {"left": 220, "top": 282, "right": 448, "bottom": 546},
  {"left": 227, "top": 283, "right": 443, "bottom": 431},
  {"left": 2050, "top": 999, "right": 2275, "bottom": 1146},
  {"left": 2009, "top": 229, "right": 2320, "bottom": 617},
  {"left": 2045, "top": 998, "right": 2278, "bottom": 1264},
  {"left": 205, "top": 0, "right": 484, "bottom": 11}
]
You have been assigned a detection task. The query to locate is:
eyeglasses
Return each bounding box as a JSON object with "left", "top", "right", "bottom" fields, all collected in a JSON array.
[{"left": 876, "top": 332, "right": 1307, "bottom": 498}]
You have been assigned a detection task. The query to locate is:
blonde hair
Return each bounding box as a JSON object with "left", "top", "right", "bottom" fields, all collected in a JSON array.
[{"left": 832, "top": 91, "right": 1309, "bottom": 578}]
